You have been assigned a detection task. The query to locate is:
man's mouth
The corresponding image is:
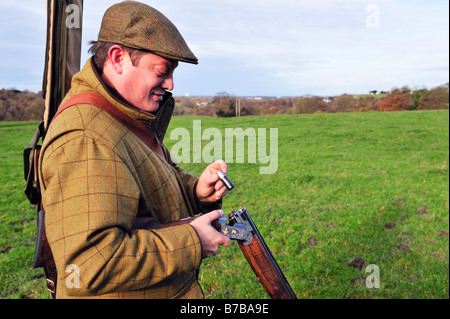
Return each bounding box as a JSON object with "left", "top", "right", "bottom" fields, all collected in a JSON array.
[{"left": 152, "top": 92, "right": 164, "bottom": 102}]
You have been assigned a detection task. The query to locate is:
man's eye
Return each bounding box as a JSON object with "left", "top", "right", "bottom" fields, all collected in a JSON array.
[{"left": 156, "top": 69, "right": 168, "bottom": 76}]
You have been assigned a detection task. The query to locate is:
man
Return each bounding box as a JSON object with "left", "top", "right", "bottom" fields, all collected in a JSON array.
[{"left": 38, "top": 1, "right": 231, "bottom": 298}]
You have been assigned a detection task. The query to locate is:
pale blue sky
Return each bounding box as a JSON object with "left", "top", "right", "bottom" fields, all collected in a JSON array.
[{"left": 0, "top": 0, "right": 448, "bottom": 97}]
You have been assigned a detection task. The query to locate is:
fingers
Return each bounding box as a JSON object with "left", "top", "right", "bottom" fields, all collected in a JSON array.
[
  {"left": 211, "top": 233, "right": 231, "bottom": 254},
  {"left": 197, "top": 160, "right": 230, "bottom": 203},
  {"left": 205, "top": 169, "right": 230, "bottom": 201},
  {"left": 215, "top": 185, "right": 228, "bottom": 199},
  {"left": 221, "top": 235, "right": 232, "bottom": 247},
  {"left": 201, "top": 209, "right": 223, "bottom": 222},
  {"left": 209, "top": 160, "right": 227, "bottom": 175},
  {"left": 189, "top": 210, "right": 231, "bottom": 258},
  {"left": 205, "top": 210, "right": 231, "bottom": 248}
]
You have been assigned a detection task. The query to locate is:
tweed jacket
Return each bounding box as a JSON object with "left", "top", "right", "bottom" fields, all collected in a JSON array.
[{"left": 38, "top": 59, "right": 208, "bottom": 299}]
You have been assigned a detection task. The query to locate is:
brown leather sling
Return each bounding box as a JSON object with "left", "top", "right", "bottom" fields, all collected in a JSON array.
[{"left": 53, "top": 92, "right": 165, "bottom": 157}]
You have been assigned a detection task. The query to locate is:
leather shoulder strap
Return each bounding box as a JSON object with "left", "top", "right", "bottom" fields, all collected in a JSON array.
[{"left": 54, "top": 92, "right": 165, "bottom": 159}]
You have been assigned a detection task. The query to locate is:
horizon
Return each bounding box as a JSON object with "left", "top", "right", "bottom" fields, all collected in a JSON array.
[
  {"left": 2, "top": 84, "right": 449, "bottom": 99},
  {"left": 2, "top": 81, "right": 448, "bottom": 99}
]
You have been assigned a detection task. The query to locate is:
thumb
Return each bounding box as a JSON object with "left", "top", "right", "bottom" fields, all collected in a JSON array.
[{"left": 203, "top": 210, "right": 223, "bottom": 223}]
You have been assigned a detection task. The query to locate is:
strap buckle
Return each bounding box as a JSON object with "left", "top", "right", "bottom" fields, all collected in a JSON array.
[
  {"left": 46, "top": 278, "right": 56, "bottom": 295},
  {"left": 44, "top": 264, "right": 57, "bottom": 298}
]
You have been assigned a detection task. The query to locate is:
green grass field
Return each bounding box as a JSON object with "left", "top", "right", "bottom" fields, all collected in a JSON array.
[{"left": 1, "top": 110, "right": 448, "bottom": 299}]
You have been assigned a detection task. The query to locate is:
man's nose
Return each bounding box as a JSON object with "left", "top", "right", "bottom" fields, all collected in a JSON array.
[{"left": 161, "top": 74, "right": 174, "bottom": 91}]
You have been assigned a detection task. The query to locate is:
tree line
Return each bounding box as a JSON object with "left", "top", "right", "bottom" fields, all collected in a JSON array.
[
  {"left": 175, "top": 84, "right": 449, "bottom": 117},
  {"left": 1, "top": 83, "right": 448, "bottom": 121},
  {"left": 0, "top": 89, "right": 44, "bottom": 121}
]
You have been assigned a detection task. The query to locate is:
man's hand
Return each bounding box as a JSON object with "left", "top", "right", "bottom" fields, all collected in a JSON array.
[
  {"left": 196, "top": 160, "right": 229, "bottom": 203},
  {"left": 189, "top": 210, "right": 231, "bottom": 259}
]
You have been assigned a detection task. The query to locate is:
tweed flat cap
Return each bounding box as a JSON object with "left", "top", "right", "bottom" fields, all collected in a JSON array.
[{"left": 98, "top": 1, "right": 198, "bottom": 64}]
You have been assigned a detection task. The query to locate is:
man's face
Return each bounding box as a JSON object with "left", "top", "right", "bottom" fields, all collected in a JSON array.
[{"left": 117, "top": 52, "right": 178, "bottom": 113}]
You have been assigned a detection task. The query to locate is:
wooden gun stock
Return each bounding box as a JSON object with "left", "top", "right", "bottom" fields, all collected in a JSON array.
[
  {"left": 229, "top": 208, "right": 297, "bottom": 299},
  {"left": 240, "top": 236, "right": 297, "bottom": 299}
]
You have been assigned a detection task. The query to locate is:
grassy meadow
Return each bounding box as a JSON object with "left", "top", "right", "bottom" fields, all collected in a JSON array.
[{"left": 0, "top": 110, "right": 448, "bottom": 299}]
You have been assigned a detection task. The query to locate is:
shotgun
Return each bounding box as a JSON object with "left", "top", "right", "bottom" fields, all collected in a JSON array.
[
  {"left": 146, "top": 208, "right": 297, "bottom": 299},
  {"left": 145, "top": 171, "right": 297, "bottom": 299},
  {"left": 215, "top": 170, "right": 296, "bottom": 299}
]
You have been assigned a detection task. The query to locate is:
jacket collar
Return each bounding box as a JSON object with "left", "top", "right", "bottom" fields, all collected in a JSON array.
[{"left": 72, "top": 58, "right": 173, "bottom": 130}]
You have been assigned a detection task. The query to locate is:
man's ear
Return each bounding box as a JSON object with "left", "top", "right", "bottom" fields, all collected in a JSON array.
[{"left": 107, "top": 45, "right": 126, "bottom": 74}]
